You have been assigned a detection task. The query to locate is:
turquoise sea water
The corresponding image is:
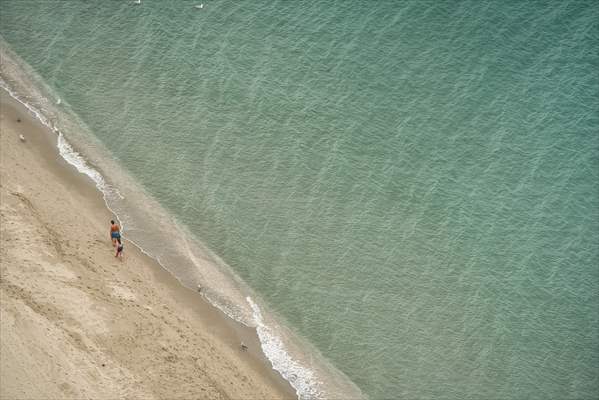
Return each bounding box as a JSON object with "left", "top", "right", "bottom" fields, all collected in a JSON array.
[{"left": 1, "top": 1, "right": 598, "bottom": 398}]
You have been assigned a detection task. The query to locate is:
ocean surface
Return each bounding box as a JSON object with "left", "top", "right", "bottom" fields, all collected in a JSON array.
[{"left": 1, "top": 1, "right": 598, "bottom": 398}]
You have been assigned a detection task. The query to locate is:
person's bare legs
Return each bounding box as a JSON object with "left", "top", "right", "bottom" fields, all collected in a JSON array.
[{"left": 115, "top": 238, "right": 123, "bottom": 260}]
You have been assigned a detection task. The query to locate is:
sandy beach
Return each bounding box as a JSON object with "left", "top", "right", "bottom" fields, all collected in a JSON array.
[{"left": 0, "top": 90, "right": 295, "bottom": 399}]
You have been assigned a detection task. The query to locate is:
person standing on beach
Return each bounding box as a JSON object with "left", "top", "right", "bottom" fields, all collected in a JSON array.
[
  {"left": 110, "top": 220, "right": 121, "bottom": 247},
  {"left": 115, "top": 238, "right": 124, "bottom": 260}
]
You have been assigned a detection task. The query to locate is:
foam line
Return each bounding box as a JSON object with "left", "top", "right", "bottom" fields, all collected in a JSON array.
[{"left": 247, "top": 296, "right": 323, "bottom": 400}]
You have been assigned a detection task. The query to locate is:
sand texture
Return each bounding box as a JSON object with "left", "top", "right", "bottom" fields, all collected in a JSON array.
[{"left": 0, "top": 91, "right": 294, "bottom": 399}]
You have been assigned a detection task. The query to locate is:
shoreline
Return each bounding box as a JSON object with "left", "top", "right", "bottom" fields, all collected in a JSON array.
[
  {"left": 0, "top": 39, "right": 365, "bottom": 400},
  {"left": 0, "top": 89, "right": 296, "bottom": 399}
]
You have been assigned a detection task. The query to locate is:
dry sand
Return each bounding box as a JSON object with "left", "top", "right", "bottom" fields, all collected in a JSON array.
[{"left": 0, "top": 90, "right": 295, "bottom": 399}]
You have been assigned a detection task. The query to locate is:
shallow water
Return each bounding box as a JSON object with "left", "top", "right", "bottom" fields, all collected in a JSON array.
[{"left": 1, "top": 1, "right": 598, "bottom": 398}]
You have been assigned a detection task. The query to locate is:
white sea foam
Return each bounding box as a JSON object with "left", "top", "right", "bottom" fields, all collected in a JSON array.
[
  {"left": 0, "top": 76, "right": 125, "bottom": 230},
  {"left": 56, "top": 132, "right": 124, "bottom": 201},
  {"left": 57, "top": 133, "right": 105, "bottom": 189},
  {"left": 0, "top": 77, "right": 51, "bottom": 128},
  {"left": 247, "top": 296, "right": 323, "bottom": 400}
]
